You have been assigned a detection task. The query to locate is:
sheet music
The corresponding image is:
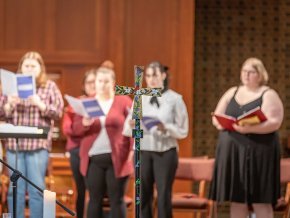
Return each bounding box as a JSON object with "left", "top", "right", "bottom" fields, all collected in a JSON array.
[
  {"left": 0, "top": 123, "right": 43, "bottom": 134},
  {"left": 64, "top": 95, "right": 105, "bottom": 118},
  {"left": 142, "top": 116, "right": 162, "bottom": 130},
  {"left": 17, "top": 75, "right": 36, "bottom": 98},
  {"left": 0, "top": 68, "right": 36, "bottom": 99},
  {"left": 0, "top": 68, "right": 18, "bottom": 96},
  {"left": 64, "top": 95, "right": 88, "bottom": 117}
]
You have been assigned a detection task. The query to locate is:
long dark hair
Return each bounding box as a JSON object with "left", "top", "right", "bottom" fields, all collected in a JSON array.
[{"left": 145, "top": 61, "right": 169, "bottom": 90}]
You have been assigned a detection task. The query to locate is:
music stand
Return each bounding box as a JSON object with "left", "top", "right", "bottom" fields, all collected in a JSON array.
[
  {"left": 0, "top": 126, "right": 50, "bottom": 170},
  {"left": 0, "top": 125, "right": 75, "bottom": 218}
]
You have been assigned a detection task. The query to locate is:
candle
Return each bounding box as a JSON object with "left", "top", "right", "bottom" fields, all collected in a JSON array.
[{"left": 43, "top": 190, "right": 56, "bottom": 218}]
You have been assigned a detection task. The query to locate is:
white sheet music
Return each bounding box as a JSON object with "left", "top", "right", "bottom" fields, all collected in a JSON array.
[
  {"left": 0, "top": 68, "right": 36, "bottom": 99},
  {"left": 0, "top": 69, "right": 18, "bottom": 96},
  {"left": 64, "top": 94, "right": 105, "bottom": 118},
  {"left": 64, "top": 95, "right": 88, "bottom": 117},
  {"left": 0, "top": 123, "right": 43, "bottom": 134}
]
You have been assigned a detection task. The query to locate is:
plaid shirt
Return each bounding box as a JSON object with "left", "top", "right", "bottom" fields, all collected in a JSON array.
[{"left": 0, "top": 80, "right": 64, "bottom": 151}]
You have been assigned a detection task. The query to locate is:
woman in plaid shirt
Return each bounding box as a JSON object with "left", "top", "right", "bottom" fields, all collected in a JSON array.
[{"left": 0, "top": 51, "right": 64, "bottom": 218}]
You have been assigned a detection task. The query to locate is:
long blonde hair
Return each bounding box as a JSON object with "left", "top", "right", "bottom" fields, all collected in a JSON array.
[{"left": 17, "top": 51, "right": 48, "bottom": 87}]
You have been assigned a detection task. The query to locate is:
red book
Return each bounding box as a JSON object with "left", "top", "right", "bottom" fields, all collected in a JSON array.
[{"left": 213, "top": 106, "right": 267, "bottom": 131}]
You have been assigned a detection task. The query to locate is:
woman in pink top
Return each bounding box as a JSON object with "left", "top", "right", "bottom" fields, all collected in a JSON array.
[{"left": 62, "top": 68, "right": 96, "bottom": 218}]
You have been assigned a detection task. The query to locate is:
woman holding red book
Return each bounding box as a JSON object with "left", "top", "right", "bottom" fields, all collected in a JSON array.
[{"left": 210, "top": 57, "right": 284, "bottom": 218}]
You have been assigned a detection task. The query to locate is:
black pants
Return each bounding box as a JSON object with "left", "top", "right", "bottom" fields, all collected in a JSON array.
[
  {"left": 141, "top": 148, "right": 178, "bottom": 218},
  {"left": 85, "top": 153, "right": 128, "bottom": 218},
  {"left": 69, "top": 147, "right": 86, "bottom": 218}
]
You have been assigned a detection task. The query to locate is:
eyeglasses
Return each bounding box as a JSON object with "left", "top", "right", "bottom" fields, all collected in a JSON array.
[{"left": 241, "top": 70, "right": 257, "bottom": 74}]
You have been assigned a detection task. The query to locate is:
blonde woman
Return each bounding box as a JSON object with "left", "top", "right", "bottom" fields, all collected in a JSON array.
[
  {"left": 210, "top": 57, "right": 284, "bottom": 218},
  {"left": 72, "top": 67, "right": 133, "bottom": 218}
]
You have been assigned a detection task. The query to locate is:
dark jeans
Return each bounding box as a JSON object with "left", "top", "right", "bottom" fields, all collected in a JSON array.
[
  {"left": 69, "top": 147, "right": 86, "bottom": 218},
  {"left": 85, "top": 153, "right": 128, "bottom": 218},
  {"left": 141, "top": 148, "right": 178, "bottom": 218}
]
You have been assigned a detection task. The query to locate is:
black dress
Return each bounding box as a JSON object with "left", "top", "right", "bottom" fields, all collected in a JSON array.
[{"left": 209, "top": 87, "right": 281, "bottom": 205}]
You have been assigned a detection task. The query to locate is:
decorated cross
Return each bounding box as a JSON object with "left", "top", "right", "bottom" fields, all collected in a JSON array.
[{"left": 115, "top": 65, "right": 161, "bottom": 218}]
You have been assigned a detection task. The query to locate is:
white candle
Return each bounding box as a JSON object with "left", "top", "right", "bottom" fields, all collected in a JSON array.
[{"left": 43, "top": 190, "right": 56, "bottom": 218}]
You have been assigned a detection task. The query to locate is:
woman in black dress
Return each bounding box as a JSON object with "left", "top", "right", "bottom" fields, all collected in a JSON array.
[{"left": 210, "top": 57, "right": 284, "bottom": 218}]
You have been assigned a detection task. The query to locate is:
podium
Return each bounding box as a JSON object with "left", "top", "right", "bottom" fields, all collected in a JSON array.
[{"left": 0, "top": 124, "right": 75, "bottom": 218}]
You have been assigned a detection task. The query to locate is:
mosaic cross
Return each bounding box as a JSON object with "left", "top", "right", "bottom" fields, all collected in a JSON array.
[{"left": 115, "top": 65, "right": 161, "bottom": 218}]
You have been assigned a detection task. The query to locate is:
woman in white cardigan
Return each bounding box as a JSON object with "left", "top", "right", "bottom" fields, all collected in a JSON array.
[{"left": 123, "top": 61, "right": 189, "bottom": 218}]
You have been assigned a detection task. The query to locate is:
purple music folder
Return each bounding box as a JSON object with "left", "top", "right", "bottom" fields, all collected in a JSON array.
[{"left": 142, "top": 116, "right": 162, "bottom": 130}]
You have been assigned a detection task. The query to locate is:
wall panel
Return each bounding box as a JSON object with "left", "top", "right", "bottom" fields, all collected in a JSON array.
[
  {"left": 194, "top": 0, "right": 290, "bottom": 158},
  {"left": 123, "top": 0, "right": 194, "bottom": 157},
  {"left": 3, "top": 0, "right": 46, "bottom": 49},
  {"left": 0, "top": 1, "right": 194, "bottom": 217},
  {"left": 55, "top": 0, "right": 96, "bottom": 51}
]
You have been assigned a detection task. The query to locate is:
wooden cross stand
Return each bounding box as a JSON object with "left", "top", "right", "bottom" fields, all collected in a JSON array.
[{"left": 115, "top": 66, "right": 161, "bottom": 218}]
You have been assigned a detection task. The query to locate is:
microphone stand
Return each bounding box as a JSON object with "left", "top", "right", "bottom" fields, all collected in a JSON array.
[
  {"left": 0, "top": 158, "right": 75, "bottom": 217},
  {"left": 0, "top": 126, "right": 75, "bottom": 218}
]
